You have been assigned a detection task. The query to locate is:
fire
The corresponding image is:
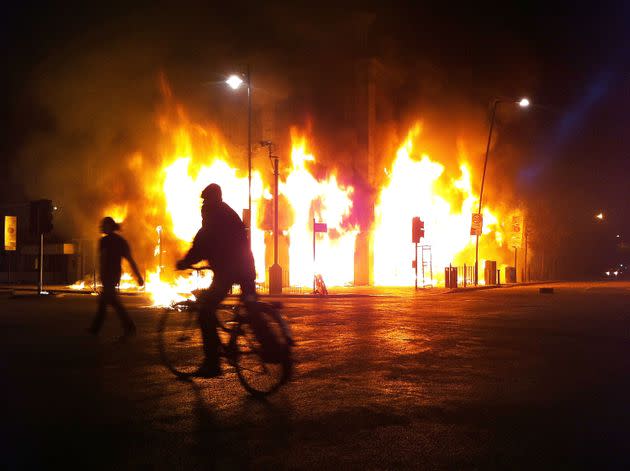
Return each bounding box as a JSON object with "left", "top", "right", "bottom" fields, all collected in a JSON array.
[
  {"left": 103, "top": 204, "right": 128, "bottom": 223},
  {"left": 373, "top": 124, "right": 509, "bottom": 286},
  {"left": 281, "top": 130, "right": 358, "bottom": 287},
  {"left": 69, "top": 86, "right": 523, "bottom": 303},
  {"left": 69, "top": 281, "right": 85, "bottom": 290}
]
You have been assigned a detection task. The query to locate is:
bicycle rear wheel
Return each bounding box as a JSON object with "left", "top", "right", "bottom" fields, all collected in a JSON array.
[
  {"left": 234, "top": 305, "right": 292, "bottom": 397},
  {"left": 158, "top": 306, "right": 204, "bottom": 378}
]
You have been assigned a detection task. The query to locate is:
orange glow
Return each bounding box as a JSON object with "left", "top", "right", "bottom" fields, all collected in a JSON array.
[
  {"left": 69, "top": 88, "right": 523, "bottom": 302},
  {"left": 103, "top": 204, "right": 128, "bottom": 223},
  {"left": 281, "top": 129, "right": 358, "bottom": 287},
  {"left": 373, "top": 124, "right": 510, "bottom": 286}
]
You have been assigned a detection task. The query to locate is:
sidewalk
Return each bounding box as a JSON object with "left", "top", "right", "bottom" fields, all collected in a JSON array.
[
  {"left": 1, "top": 281, "right": 557, "bottom": 298},
  {"left": 1, "top": 283, "right": 447, "bottom": 298}
]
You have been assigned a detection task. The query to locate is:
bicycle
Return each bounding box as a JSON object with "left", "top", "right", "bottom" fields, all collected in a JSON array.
[{"left": 157, "top": 271, "right": 294, "bottom": 397}]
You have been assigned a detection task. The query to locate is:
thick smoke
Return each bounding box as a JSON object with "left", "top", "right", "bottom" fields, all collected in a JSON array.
[{"left": 8, "top": 3, "right": 541, "bottom": 272}]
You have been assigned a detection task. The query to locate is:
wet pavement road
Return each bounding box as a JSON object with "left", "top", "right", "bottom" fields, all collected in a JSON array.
[{"left": 1, "top": 282, "right": 629, "bottom": 469}]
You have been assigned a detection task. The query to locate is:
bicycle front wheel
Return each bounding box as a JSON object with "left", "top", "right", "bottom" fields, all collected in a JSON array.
[
  {"left": 234, "top": 305, "right": 292, "bottom": 397},
  {"left": 157, "top": 307, "right": 204, "bottom": 378}
]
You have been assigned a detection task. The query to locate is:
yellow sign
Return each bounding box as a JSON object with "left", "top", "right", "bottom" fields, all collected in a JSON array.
[
  {"left": 510, "top": 215, "right": 523, "bottom": 249},
  {"left": 470, "top": 213, "right": 483, "bottom": 236},
  {"left": 4, "top": 215, "right": 17, "bottom": 251}
]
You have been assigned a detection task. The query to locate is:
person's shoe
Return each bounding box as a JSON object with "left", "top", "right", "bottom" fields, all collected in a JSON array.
[{"left": 194, "top": 362, "right": 222, "bottom": 378}]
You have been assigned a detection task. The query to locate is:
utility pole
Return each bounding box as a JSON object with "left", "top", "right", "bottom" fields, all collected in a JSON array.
[
  {"left": 261, "top": 140, "right": 282, "bottom": 295},
  {"left": 524, "top": 229, "right": 529, "bottom": 282},
  {"left": 35, "top": 204, "right": 44, "bottom": 294}
]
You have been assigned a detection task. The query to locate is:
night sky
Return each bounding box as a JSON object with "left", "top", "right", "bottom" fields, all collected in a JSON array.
[{"left": 1, "top": 1, "right": 628, "bottom": 276}]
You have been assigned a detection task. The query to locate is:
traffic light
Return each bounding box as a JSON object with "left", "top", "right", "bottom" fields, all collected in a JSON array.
[
  {"left": 412, "top": 217, "right": 425, "bottom": 243},
  {"left": 29, "top": 199, "right": 54, "bottom": 236}
]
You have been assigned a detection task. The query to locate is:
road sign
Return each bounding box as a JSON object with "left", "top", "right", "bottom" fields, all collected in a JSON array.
[
  {"left": 4, "top": 215, "right": 16, "bottom": 251},
  {"left": 314, "top": 222, "right": 328, "bottom": 233},
  {"left": 510, "top": 215, "right": 523, "bottom": 248},
  {"left": 470, "top": 213, "right": 483, "bottom": 236}
]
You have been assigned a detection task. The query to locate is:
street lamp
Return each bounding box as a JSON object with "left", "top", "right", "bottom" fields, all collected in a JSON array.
[
  {"left": 225, "top": 65, "right": 252, "bottom": 245},
  {"left": 260, "top": 140, "right": 283, "bottom": 294},
  {"left": 474, "top": 97, "right": 530, "bottom": 285}
]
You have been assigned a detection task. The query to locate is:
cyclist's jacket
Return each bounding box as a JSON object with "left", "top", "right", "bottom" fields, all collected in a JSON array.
[{"left": 180, "top": 200, "right": 256, "bottom": 281}]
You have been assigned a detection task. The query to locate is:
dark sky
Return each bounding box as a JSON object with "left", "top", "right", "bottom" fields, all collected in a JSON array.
[{"left": 1, "top": 1, "right": 628, "bottom": 275}]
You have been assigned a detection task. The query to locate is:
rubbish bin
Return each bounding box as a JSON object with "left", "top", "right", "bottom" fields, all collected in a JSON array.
[
  {"left": 444, "top": 266, "right": 458, "bottom": 288},
  {"left": 505, "top": 266, "right": 516, "bottom": 284},
  {"left": 484, "top": 260, "right": 497, "bottom": 285}
]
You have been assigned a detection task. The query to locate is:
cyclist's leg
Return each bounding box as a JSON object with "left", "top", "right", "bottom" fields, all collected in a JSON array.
[
  {"left": 239, "top": 276, "right": 258, "bottom": 306},
  {"left": 199, "top": 275, "right": 232, "bottom": 368},
  {"left": 238, "top": 275, "right": 282, "bottom": 357}
]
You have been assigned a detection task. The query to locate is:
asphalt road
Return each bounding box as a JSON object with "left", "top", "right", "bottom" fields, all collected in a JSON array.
[{"left": 1, "top": 282, "right": 629, "bottom": 469}]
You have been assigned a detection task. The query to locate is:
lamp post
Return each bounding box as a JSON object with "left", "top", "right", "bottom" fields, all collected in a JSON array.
[
  {"left": 474, "top": 97, "right": 530, "bottom": 285},
  {"left": 261, "top": 140, "right": 283, "bottom": 294},
  {"left": 226, "top": 65, "right": 252, "bottom": 245}
]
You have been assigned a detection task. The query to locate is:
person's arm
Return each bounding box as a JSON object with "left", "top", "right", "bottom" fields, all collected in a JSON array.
[
  {"left": 123, "top": 241, "right": 144, "bottom": 286},
  {"left": 176, "top": 229, "right": 206, "bottom": 269}
]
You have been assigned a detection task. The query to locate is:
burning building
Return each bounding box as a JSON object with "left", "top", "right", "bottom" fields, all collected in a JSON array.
[{"left": 63, "top": 64, "right": 524, "bottom": 306}]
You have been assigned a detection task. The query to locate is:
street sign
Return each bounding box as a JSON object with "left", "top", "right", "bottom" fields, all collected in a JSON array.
[
  {"left": 314, "top": 222, "right": 328, "bottom": 233},
  {"left": 470, "top": 213, "right": 483, "bottom": 236},
  {"left": 4, "top": 215, "right": 16, "bottom": 251},
  {"left": 510, "top": 215, "right": 523, "bottom": 248}
]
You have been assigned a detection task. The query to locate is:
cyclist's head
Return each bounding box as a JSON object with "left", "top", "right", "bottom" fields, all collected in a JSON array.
[
  {"left": 100, "top": 216, "right": 120, "bottom": 234},
  {"left": 201, "top": 183, "right": 222, "bottom": 205}
]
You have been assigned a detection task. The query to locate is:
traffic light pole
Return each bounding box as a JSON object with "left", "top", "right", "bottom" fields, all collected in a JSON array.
[
  {"left": 39, "top": 233, "right": 44, "bottom": 294},
  {"left": 414, "top": 242, "right": 418, "bottom": 291}
]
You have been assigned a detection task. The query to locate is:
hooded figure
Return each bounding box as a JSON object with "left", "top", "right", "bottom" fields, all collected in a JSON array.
[{"left": 176, "top": 183, "right": 257, "bottom": 377}]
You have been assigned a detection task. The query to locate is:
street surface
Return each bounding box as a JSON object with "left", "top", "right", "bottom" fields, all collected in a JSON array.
[{"left": 1, "top": 282, "right": 629, "bottom": 469}]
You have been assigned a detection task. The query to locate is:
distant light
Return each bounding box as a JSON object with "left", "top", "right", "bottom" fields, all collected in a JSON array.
[
  {"left": 616, "top": 234, "right": 621, "bottom": 238},
  {"left": 226, "top": 75, "right": 244, "bottom": 90},
  {"left": 53, "top": 206, "right": 58, "bottom": 211},
  {"left": 605, "top": 271, "right": 611, "bottom": 276},
  {"left": 596, "top": 212, "right": 604, "bottom": 220},
  {"left": 518, "top": 98, "right": 530, "bottom": 108},
  {"left": 614, "top": 271, "right": 619, "bottom": 276}
]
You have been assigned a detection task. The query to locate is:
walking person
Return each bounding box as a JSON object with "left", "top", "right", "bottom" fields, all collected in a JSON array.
[{"left": 87, "top": 216, "right": 144, "bottom": 340}]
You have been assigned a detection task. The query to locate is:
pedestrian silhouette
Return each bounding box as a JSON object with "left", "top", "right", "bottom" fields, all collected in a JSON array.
[{"left": 87, "top": 216, "right": 144, "bottom": 340}]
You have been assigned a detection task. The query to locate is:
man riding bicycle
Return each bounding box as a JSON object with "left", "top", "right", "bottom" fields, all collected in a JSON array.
[{"left": 176, "top": 183, "right": 257, "bottom": 377}]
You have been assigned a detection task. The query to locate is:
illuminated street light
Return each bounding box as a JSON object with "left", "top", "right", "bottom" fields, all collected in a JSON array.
[
  {"left": 225, "top": 66, "right": 252, "bottom": 245},
  {"left": 596, "top": 212, "right": 604, "bottom": 220},
  {"left": 474, "top": 97, "right": 531, "bottom": 285},
  {"left": 225, "top": 74, "right": 243, "bottom": 90}
]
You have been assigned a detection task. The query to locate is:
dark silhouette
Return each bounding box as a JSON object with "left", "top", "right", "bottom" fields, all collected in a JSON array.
[
  {"left": 176, "top": 183, "right": 257, "bottom": 377},
  {"left": 88, "top": 216, "right": 144, "bottom": 339}
]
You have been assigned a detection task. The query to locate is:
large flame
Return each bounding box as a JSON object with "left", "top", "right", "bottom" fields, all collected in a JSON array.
[
  {"left": 71, "top": 90, "right": 523, "bottom": 304},
  {"left": 281, "top": 130, "right": 358, "bottom": 287},
  {"left": 373, "top": 124, "right": 511, "bottom": 286}
]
